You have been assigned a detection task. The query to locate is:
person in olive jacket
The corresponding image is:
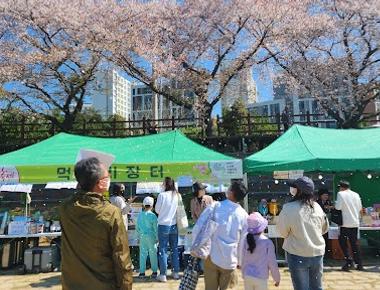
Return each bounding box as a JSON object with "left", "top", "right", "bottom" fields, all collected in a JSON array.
[{"left": 60, "top": 157, "right": 133, "bottom": 290}]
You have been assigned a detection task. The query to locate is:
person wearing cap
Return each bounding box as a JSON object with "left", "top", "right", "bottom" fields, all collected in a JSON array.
[
  {"left": 335, "top": 180, "right": 363, "bottom": 271},
  {"left": 193, "top": 181, "right": 248, "bottom": 290},
  {"left": 239, "top": 212, "right": 280, "bottom": 290},
  {"left": 136, "top": 196, "right": 158, "bottom": 278},
  {"left": 277, "top": 176, "right": 329, "bottom": 290},
  {"left": 110, "top": 183, "right": 136, "bottom": 231},
  {"left": 190, "top": 182, "right": 214, "bottom": 223}
]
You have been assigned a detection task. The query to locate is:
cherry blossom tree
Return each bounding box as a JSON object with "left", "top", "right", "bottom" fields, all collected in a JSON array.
[
  {"left": 266, "top": 0, "right": 380, "bottom": 128},
  {"left": 0, "top": 0, "right": 117, "bottom": 131},
  {"left": 101, "top": 0, "right": 309, "bottom": 135}
]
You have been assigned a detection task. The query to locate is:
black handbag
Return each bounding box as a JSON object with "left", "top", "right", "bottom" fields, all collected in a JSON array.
[
  {"left": 330, "top": 208, "right": 343, "bottom": 226},
  {"left": 179, "top": 256, "right": 199, "bottom": 290}
]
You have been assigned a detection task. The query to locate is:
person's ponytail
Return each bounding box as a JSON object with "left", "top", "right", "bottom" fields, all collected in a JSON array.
[{"left": 247, "top": 233, "right": 257, "bottom": 254}]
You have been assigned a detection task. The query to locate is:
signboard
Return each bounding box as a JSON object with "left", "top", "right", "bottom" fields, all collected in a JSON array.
[
  {"left": 209, "top": 160, "right": 243, "bottom": 180},
  {"left": 13, "top": 160, "right": 243, "bottom": 184},
  {"left": 273, "top": 170, "right": 304, "bottom": 180},
  {"left": 0, "top": 166, "right": 20, "bottom": 185},
  {"left": 136, "top": 182, "right": 162, "bottom": 194}
]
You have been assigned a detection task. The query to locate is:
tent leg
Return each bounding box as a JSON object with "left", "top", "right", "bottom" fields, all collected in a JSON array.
[{"left": 243, "top": 174, "right": 249, "bottom": 212}]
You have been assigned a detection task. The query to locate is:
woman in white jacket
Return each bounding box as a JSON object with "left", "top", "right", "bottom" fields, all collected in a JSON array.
[{"left": 277, "top": 176, "right": 329, "bottom": 290}]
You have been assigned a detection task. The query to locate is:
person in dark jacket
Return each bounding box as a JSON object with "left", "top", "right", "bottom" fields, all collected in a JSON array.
[
  {"left": 317, "top": 188, "right": 333, "bottom": 214},
  {"left": 60, "top": 157, "right": 133, "bottom": 290},
  {"left": 316, "top": 188, "right": 334, "bottom": 258}
]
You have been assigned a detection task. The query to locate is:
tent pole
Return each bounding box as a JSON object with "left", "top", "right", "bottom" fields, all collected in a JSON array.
[{"left": 243, "top": 174, "right": 249, "bottom": 212}]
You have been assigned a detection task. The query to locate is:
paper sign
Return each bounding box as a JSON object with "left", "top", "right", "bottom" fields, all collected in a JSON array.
[
  {"left": 76, "top": 149, "right": 115, "bottom": 169},
  {"left": 273, "top": 170, "right": 304, "bottom": 180},
  {"left": 45, "top": 181, "right": 78, "bottom": 189},
  {"left": 0, "top": 184, "right": 33, "bottom": 193},
  {"left": 8, "top": 221, "right": 28, "bottom": 235},
  {"left": 136, "top": 182, "right": 162, "bottom": 194},
  {"left": 209, "top": 160, "right": 243, "bottom": 180}
]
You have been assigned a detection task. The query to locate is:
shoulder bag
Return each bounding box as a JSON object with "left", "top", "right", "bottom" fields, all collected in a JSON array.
[
  {"left": 190, "top": 202, "right": 219, "bottom": 259},
  {"left": 176, "top": 192, "right": 189, "bottom": 235}
]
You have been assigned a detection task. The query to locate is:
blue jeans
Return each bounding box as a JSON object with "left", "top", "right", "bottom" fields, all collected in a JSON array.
[
  {"left": 158, "top": 225, "right": 179, "bottom": 275},
  {"left": 287, "top": 253, "right": 324, "bottom": 290}
]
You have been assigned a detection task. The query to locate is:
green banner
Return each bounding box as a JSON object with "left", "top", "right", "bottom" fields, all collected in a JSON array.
[{"left": 11, "top": 160, "right": 242, "bottom": 184}]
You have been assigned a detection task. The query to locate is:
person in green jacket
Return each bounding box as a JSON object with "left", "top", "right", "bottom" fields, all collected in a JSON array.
[
  {"left": 60, "top": 157, "right": 133, "bottom": 290},
  {"left": 137, "top": 196, "right": 158, "bottom": 278}
]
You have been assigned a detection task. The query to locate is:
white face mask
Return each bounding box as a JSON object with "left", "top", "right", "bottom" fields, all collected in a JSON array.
[
  {"left": 290, "top": 187, "right": 298, "bottom": 197},
  {"left": 105, "top": 178, "right": 111, "bottom": 191},
  {"left": 99, "top": 177, "right": 111, "bottom": 192}
]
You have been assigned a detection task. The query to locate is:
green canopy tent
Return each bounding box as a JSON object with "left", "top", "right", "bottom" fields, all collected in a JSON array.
[
  {"left": 244, "top": 125, "right": 380, "bottom": 174},
  {"left": 0, "top": 130, "right": 242, "bottom": 184}
]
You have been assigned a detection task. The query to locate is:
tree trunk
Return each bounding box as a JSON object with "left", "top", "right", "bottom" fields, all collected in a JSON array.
[
  {"left": 61, "top": 114, "right": 76, "bottom": 132},
  {"left": 202, "top": 103, "right": 213, "bottom": 137}
]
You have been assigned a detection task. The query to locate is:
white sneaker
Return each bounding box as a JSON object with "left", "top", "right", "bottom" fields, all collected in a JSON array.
[
  {"left": 157, "top": 275, "right": 167, "bottom": 283},
  {"left": 172, "top": 273, "right": 180, "bottom": 280}
]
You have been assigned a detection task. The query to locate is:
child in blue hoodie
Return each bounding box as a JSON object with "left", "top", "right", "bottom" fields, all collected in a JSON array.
[{"left": 137, "top": 196, "right": 158, "bottom": 278}]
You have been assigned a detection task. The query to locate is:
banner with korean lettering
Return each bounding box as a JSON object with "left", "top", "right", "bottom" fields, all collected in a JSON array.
[{"left": 13, "top": 160, "right": 243, "bottom": 184}]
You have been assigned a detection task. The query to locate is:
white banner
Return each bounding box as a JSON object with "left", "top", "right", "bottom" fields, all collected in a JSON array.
[{"left": 209, "top": 160, "right": 243, "bottom": 180}]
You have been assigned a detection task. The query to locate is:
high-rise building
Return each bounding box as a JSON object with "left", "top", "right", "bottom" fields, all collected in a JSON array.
[
  {"left": 91, "top": 71, "right": 197, "bottom": 128},
  {"left": 131, "top": 83, "right": 155, "bottom": 120},
  {"left": 221, "top": 68, "right": 257, "bottom": 109},
  {"left": 92, "top": 69, "right": 132, "bottom": 119},
  {"left": 131, "top": 81, "right": 196, "bottom": 124}
]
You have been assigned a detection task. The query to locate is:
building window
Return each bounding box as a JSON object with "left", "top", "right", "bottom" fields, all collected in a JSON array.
[
  {"left": 144, "top": 96, "right": 153, "bottom": 110},
  {"left": 270, "top": 104, "right": 280, "bottom": 115},
  {"left": 142, "top": 87, "right": 152, "bottom": 94},
  {"left": 133, "top": 96, "right": 142, "bottom": 111}
]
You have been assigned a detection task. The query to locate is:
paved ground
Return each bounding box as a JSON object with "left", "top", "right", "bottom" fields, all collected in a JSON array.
[{"left": 1, "top": 266, "right": 380, "bottom": 290}]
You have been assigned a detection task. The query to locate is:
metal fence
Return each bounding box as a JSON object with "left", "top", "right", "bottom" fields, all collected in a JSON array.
[{"left": 0, "top": 111, "right": 379, "bottom": 154}]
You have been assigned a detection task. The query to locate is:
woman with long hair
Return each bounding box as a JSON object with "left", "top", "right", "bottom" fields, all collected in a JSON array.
[
  {"left": 277, "top": 177, "right": 329, "bottom": 290},
  {"left": 155, "top": 177, "right": 180, "bottom": 282}
]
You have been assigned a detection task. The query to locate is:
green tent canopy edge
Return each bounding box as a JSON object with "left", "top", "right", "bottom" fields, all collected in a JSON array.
[
  {"left": 243, "top": 125, "right": 380, "bottom": 174},
  {"left": 0, "top": 130, "right": 242, "bottom": 183}
]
